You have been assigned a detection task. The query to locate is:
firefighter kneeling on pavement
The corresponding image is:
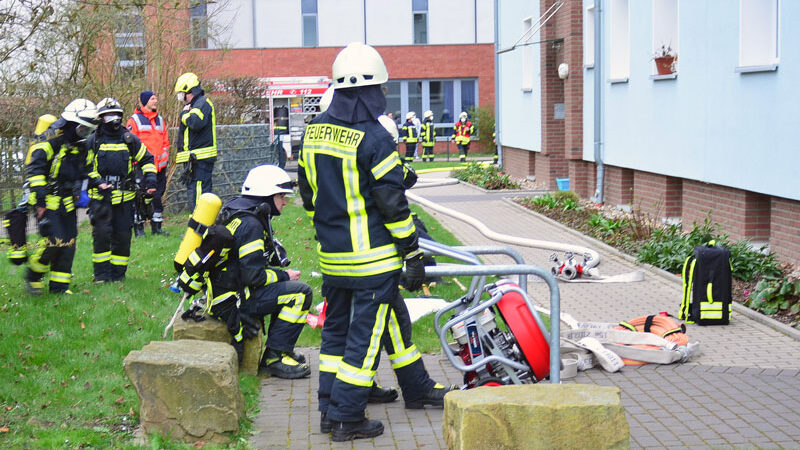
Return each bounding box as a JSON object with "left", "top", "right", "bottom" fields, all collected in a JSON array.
[
  {"left": 87, "top": 98, "right": 156, "bottom": 283},
  {"left": 177, "top": 165, "right": 312, "bottom": 379}
]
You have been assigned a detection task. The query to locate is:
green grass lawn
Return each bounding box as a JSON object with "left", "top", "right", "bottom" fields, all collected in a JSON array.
[{"left": 0, "top": 196, "right": 498, "bottom": 448}]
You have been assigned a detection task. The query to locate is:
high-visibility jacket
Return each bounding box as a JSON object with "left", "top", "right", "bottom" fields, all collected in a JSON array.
[
  {"left": 298, "top": 114, "right": 419, "bottom": 283},
  {"left": 176, "top": 94, "right": 217, "bottom": 163},
  {"left": 400, "top": 120, "right": 418, "bottom": 143},
  {"left": 86, "top": 128, "right": 156, "bottom": 204},
  {"left": 453, "top": 120, "right": 475, "bottom": 145},
  {"left": 421, "top": 120, "right": 436, "bottom": 147},
  {"left": 25, "top": 134, "right": 92, "bottom": 212},
  {"left": 127, "top": 107, "right": 170, "bottom": 172}
]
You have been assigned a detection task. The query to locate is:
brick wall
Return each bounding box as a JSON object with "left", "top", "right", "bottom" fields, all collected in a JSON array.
[
  {"left": 569, "top": 160, "right": 595, "bottom": 198},
  {"left": 501, "top": 146, "right": 536, "bottom": 179},
  {"left": 194, "top": 44, "right": 495, "bottom": 108},
  {"left": 603, "top": 165, "right": 634, "bottom": 206},
  {"left": 633, "top": 171, "right": 683, "bottom": 219},
  {"left": 681, "top": 180, "right": 770, "bottom": 241},
  {"left": 771, "top": 197, "right": 800, "bottom": 264}
]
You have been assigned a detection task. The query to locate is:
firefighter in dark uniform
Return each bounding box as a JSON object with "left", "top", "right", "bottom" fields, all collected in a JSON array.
[
  {"left": 87, "top": 98, "right": 156, "bottom": 282},
  {"left": 177, "top": 165, "right": 312, "bottom": 379},
  {"left": 24, "top": 99, "right": 99, "bottom": 294},
  {"left": 299, "top": 42, "right": 446, "bottom": 442},
  {"left": 174, "top": 72, "right": 217, "bottom": 211},
  {"left": 420, "top": 110, "right": 436, "bottom": 162},
  {"left": 399, "top": 111, "right": 418, "bottom": 164}
]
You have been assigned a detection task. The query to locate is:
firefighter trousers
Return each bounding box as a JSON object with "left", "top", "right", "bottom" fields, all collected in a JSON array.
[
  {"left": 422, "top": 144, "right": 435, "bottom": 162},
  {"left": 380, "top": 291, "right": 436, "bottom": 402},
  {"left": 26, "top": 201, "right": 77, "bottom": 293},
  {"left": 239, "top": 280, "right": 312, "bottom": 353},
  {"left": 90, "top": 198, "right": 133, "bottom": 281},
  {"left": 318, "top": 274, "right": 396, "bottom": 422},
  {"left": 404, "top": 143, "right": 416, "bottom": 163},
  {"left": 187, "top": 159, "right": 215, "bottom": 211},
  {"left": 457, "top": 143, "right": 469, "bottom": 162}
]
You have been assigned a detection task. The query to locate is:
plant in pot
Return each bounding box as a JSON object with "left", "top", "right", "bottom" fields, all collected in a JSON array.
[{"left": 653, "top": 44, "right": 677, "bottom": 75}]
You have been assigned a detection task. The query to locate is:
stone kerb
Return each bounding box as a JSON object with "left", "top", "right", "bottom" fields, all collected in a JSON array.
[
  {"left": 443, "top": 384, "right": 629, "bottom": 450},
  {"left": 173, "top": 316, "right": 264, "bottom": 375},
  {"left": 123, "top": 340, "right": 244, "bottom": 445}
]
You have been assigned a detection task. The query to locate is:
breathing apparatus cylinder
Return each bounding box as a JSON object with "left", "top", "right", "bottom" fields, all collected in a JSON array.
[
  {"left": 173, "top": 192, "right": 222, "bottom": 272},
  {"left": 34, "top": 114, "right": 58, "bottom": 136}
]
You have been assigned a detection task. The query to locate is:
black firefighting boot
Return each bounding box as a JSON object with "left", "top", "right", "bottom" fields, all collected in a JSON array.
[
  {"left": 151, "top": 221, "right": 169, "bottom": 236},
  {"left": 134, "top": 222, "right": 146, "bottom": 238},
  {"left": 404, "top": 383, "right": 459, "bottom": 409},
  {"left": 330, "top": 418, "right": 384, "bottom": 442},
  {"left": 320, "top": 412, "right": 333, "bottom": 433},
  {"left": 258, "top": 348, "right": 311, "bottom": 379},
  {"left": 367, "top": 384, "right": 398, "bottom": 403}
]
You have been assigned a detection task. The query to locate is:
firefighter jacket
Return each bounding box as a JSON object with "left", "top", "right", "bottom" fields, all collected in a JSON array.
[
  {"left": 127, "top": 107, "right": 169, "bottom": 173},
  {"left": 176, "top": 93, "right": 217, "bottom": 163},
  {"left": 420, "top": 119, "right": 436, "bottom": 147},
  {"left": 400, "top": 119, "right": 419, "bottom": 143},
  {"left": 86, "top": 128, "right": 156, "bottom": 205},
  {"left": 178, "top": 197, "right": 289, "bottom": 309},
  {"left": 453, "top": 120, "right": 475, "bottom": 145},
  {"left": 26, "top": 135, "right": 92, "bottom": 212},
  {"left": 298, "top": 113, "right": 419, "bottom": 284}
]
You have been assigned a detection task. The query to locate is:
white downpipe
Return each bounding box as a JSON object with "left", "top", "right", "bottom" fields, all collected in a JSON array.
[{"left": 405, "top": 190, "right": 601, "bottom": 269}]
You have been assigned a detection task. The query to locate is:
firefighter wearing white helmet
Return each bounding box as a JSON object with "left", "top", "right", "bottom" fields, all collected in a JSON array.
[
  {"left": 23, "top": 99, "right": 99, "bottom": 294},
  {"left": 178, "top": 164, "right": 312, "bottom": 379},
  {"left": 399, "top": 111, "right": 418, "bottom": 163},
  {"left": 174, "top": 72, "right": 217, "bottom": 211},
  {"left": 298, "top": 42, "right": 453, "bottom": 442},
  {"left": 452, "top": 111, "right": 474, "bottom": 162},
  {"left": 85, "top": 98, "right": 156, "bottom": 283},
  {"left": 420, "top": 110, "right": 436, "bottom": 162}
]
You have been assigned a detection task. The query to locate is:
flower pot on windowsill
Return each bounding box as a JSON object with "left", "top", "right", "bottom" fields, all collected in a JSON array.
[{"left": 654, "top": 56, "right": 676, "bottom": 75}]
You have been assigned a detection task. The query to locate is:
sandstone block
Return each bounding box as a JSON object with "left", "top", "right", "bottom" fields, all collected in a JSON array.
[
  {"left": 173, "top": 315, "right": 264, "bottom": 375},
  {"left": 123, "top": 340, "right": 244, "bottom": 445},
  {"left": 443, "top": 384, "right": 629, "bottom": 450}
]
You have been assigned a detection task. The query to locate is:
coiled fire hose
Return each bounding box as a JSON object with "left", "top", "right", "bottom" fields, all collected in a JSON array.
[{"left": 614, "top": 313, "right": 690, "bottom": 365}]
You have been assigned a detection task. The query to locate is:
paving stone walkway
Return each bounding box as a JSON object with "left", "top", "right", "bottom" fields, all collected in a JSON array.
[{"left": 251, "top": 174, "right": 800, "bottom": 449}]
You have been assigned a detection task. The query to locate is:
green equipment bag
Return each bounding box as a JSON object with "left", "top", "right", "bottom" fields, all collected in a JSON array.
[{"left": 680, "top": 241, "right": 732, "bottom": 325}]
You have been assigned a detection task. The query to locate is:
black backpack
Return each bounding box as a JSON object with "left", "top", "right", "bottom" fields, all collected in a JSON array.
[{"left": 680, "top": 241, "right": 732, "bottom": 325}]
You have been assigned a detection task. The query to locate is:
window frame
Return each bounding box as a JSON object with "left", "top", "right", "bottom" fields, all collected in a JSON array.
[
  {"left": 738, "top": 0, "right": 780, "bottom": 72},
  {"left": 609, "top": 0, "right": 630, "bottom": 82},
  {"left": 585, "top": 5, "right": 595, "bottom": 68},
  {"left": 521, "top": 17, "right": 534, "bottom": 92},
  {"left": 116, "top": 7, "right": 145, "bottom": 77},
  {"left": 390, "top": 78, "right": 478, "bottom": 140},
  {"left": 413, "top": 0, "right": 428, "bottom": 45},
  {"left": 190, "top": 0, "right": 208, "bottom": 49},
  {"left": 651, "top": 0, "right": 679, "bottom": 77},
  {"left": 302, "top": 0, "right": 318, "bottom": 48}
]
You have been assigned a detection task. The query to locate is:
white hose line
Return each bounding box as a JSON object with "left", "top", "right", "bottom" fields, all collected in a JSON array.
[{"left": 405, "top": 190, "right": 601, "bottom": 269}]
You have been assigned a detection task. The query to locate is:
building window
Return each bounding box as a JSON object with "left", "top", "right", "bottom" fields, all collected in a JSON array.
[
  {"left": 302, "top": 0, "right": 318, "bottom": 48},
  {"left": 522, "top": 17, "right": 533, "bottom": 91},
  {"left": 116, "top": 7, "right": 145, "bottom": 77},
  {"left": 413, "top": 0, "right": 428, "bottom": 45},
  {"left": 652, "top": 0, "right": 679, "bottom": 75},
  {"left": 740, "top": 0, "right": 779, "bottom": 67},
  {"left": 384, "top": 79, "right": 476, "bottom": 138},
  {"left": 585, "top": 5, "right": 595, "bottom": 67},
  {"left": 190, "top": 0, "right": 208, "bottom": 49},
  {"left": 609, "top": 0, "right": 630, "bottom": 81}
]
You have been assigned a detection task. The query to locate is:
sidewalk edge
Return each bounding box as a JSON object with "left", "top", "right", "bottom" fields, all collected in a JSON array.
[{"left": 501, "top": 198, "right": 800, "bottom": 342}]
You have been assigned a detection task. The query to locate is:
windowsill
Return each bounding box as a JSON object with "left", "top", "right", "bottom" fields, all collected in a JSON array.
[
  {"left": 735, "top": 64, "right": 778, "bottom": 73},
  {"left": 521, "top": 87, "right": 533, "bottom": 93},
  {"left": 650, "top": 73, "right": 677, "bottom": 80},
  {"left": 584, "top": 63, "right": 594, "bottom": 69},
  {"left": 609, "top": 77, "right": 629, "bottom": 84}
]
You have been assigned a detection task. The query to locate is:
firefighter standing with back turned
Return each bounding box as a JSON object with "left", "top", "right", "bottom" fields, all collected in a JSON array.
[
  {"left": 452, "top": 111, "right": 474, "bottom": 162},
  {"left": 127, "top": 90, "right": 170, "bottom": 236},
  {"left": 174, "top": 72, "right": 217, "bottom": 211},
  {"left": 87, "top": 98, "right": 156, "bottom": 283},
  {"left": 24, "top": 99, "right": 99, "bottom": 294},
  {"left": 420, "top": 110, "right": 436, "bottom": 162},
  {"left": 298, "top": 42, "right": 428, "bottom": 442},
  {"left": 399, "top": 111, "right": 418, "bottom": 164}
]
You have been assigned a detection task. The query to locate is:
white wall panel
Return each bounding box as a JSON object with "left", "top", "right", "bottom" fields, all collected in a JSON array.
[
  {"left": 476, "top": 0, "right": 495, "bottom": 43},
  {"left": 318, "top": 0, "right": 364, "bottom": 46},
  {"left": 429, "top": 0, "right": 473, "bottom": 44},
  {"left": 255, "top": 0, "right": 302, "bottom": 48},
  {"left": 209, "top": 0, "right": 251, "bottom": 49},
  {"left": 366, "top": 1, "right": 411, "bottom": 45}
]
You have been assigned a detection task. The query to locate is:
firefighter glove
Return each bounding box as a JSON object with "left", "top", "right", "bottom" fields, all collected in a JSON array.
[{"left": 403, "top": 248, "right": 425, "bottom": 292}]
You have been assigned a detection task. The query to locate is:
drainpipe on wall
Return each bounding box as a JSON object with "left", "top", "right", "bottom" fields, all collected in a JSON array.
[
  {"left": 494, "top": 0, "right": 502, "bottom": 166},
  {"left": 592, "top": 0, "right": 605, "bottom": 205},
  {"left": 252, "top": 0, "right": 258, "bottom": 48}
]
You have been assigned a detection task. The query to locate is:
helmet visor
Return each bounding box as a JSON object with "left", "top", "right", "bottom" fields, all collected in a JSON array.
[
  {"left": 102, "top": 114, "right": 122, "bottom": 123},
  {"left": 75, "top": 124, "right": 95, "bottom": 139}
]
